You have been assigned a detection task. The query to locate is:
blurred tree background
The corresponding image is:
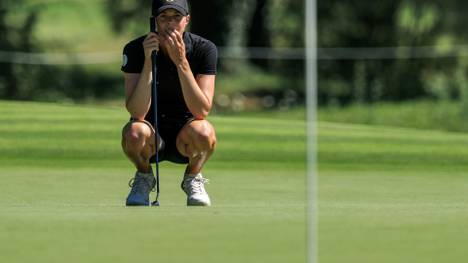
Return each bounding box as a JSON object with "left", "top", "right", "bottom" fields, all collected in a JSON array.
[
  {"left": 2, "top": 0, "right": 468, "bottom": 116},
  {"left": 318, "top": 0, "right": 468, "bottom": 112}
]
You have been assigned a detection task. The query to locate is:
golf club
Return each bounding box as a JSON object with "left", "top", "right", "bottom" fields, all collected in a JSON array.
[{"left": 150, "top": 16, "right": 160, "bottom": 207}]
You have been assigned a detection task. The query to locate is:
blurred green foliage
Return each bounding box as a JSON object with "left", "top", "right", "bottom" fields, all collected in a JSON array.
[
  {"left": 318, "top": 0, "right": 468, "bottom": 118},
  {"left": 0, "top": 0, "right": 123, "bottom": 102}
]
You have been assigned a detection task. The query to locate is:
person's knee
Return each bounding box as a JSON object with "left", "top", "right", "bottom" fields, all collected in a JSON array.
[
  {"left": 196, "top": 123, "right": 216, "bottom": 151},
  {"left": 177, "top": 120, "right": 216, "bottom": 157},
  {"left": 123, "top": 122, "right": 152, "bottom": 154},
  {"left": 125, "top": 132, "right": 143, "bottom": 154}
]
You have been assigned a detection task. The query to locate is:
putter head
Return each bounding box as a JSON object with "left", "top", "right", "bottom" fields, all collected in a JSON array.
[{"left": 151, "top": 200, "right": 160, "bottom": 206}]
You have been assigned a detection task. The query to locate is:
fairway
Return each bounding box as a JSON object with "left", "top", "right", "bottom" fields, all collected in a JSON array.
[{"left": 0, "top": 101, "right": 306, "bottom": 263}]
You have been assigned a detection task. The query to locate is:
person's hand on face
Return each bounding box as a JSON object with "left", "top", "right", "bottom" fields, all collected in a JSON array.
[
  {"left": 156, "top": 9, "right": 189, "bottom": 65},
  {"left": 163, "top": 28, "right": 186, "bottom": 65}
]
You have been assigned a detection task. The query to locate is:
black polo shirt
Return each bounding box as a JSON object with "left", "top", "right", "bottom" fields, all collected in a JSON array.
[{"left": 121, "top": 32, "right": 217, "bottom": 123}]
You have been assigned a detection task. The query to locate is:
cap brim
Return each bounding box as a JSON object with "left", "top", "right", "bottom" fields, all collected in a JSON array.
[{"left": 157, "top": 6, "right": 188, "bottom": 16}]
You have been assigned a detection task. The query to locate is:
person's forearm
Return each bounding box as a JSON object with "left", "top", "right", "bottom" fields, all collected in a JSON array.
[
  {"left": 177, "top": 60, "right": 211, "bottom": 119},
  {"left": 126, "top": 60, "right": 153, "bottom": 120}
]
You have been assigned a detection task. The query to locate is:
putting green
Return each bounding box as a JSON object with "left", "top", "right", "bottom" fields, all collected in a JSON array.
[
  {"left": 0, "top": 101, "right": 307, "bottom": 263},
  {"left": 4, "top": 100, "right": 465, "bottom": 262}
]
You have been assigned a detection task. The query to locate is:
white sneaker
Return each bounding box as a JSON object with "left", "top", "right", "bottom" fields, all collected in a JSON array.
[{"left": 181, "top": 173, "right": 211, "bottom": 206}]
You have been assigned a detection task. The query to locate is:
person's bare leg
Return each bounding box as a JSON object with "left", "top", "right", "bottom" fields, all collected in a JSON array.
[
  {"left": 121, "top": 121, "right": 156, "bottom": 173},
  {"left": 176, "top": 120, "right": 216, "bottom": 206},
  {"left": 176, "top": 120, "right": 216, "bottom": 174},
  {"left": 121, "top": 121, "right": 162, "bottom": 206}
]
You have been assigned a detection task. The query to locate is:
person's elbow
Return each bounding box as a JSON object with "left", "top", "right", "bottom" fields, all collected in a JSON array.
[
  {"left": 126, "top": 102, "right": 146, "bottom": 120},
  {"left": 193, "top": 111, "right": 209, "bottom": 120},
  {"left": 193, "top": 105, "right": 211, "bottom": 120}
]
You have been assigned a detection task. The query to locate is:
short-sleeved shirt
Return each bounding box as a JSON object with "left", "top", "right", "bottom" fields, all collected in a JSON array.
[{"left": 121, "top": 32, "right": 218, "bottom": 124}]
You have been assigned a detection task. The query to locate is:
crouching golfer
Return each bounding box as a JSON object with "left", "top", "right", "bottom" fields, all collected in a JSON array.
[{"left": 120, "top": 0, "right": 217, "bottom": 206}]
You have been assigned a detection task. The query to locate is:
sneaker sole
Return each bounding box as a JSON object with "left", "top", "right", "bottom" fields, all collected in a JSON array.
[{"left": 187, "top": 200, "right": 211, "bottom": 206}]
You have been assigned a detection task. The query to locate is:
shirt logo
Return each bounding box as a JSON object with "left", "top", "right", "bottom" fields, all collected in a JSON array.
[{"left": 122, "top": 54, "right": 128, "bottom": 67}]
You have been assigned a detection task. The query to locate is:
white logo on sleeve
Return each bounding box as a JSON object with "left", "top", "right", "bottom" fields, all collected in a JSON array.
[{"left": 122, "top": 54, "right": 128, "bottom": 67}]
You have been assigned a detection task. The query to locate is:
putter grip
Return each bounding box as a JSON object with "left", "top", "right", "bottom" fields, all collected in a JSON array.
[{"left": 150, "top": 17, "right": 156, "bottom": 33}]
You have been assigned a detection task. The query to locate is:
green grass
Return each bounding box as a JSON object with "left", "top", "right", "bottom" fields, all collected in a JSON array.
[
  {"left": 0, "top": 100, "right": 306, "bottom": 263},
  {"left": 3, "top": 100, "right": 468, "bottom": 262},
  {"left": 318, "top": 122, "right": 468, "bottom": 262},
  {"left": 318, "top": 100, "right": 468, "bottom": 133}
]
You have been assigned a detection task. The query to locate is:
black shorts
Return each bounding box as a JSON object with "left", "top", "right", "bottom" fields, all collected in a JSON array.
[{"left": 128, "top": 114, "right": 194, "bottom": 164}]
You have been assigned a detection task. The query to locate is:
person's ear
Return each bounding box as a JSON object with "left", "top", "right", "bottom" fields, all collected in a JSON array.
[{"left": 185, "top": 15, "right": 190, "bottom": 26}]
